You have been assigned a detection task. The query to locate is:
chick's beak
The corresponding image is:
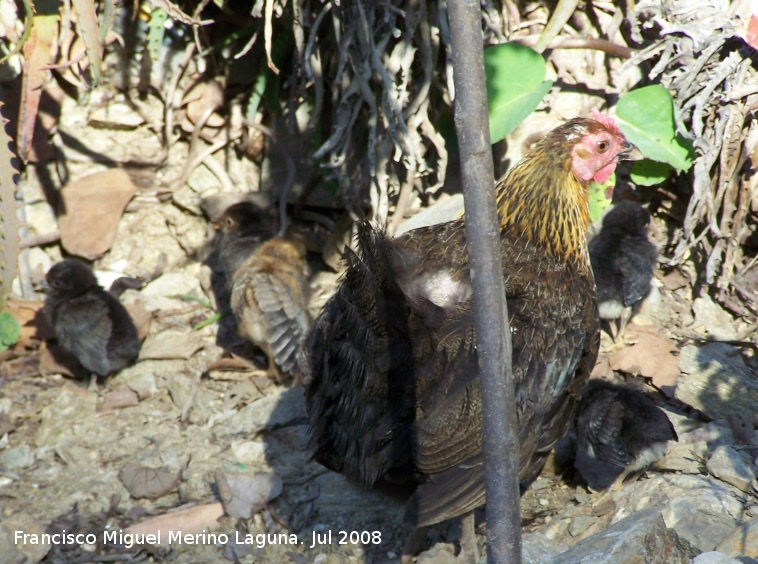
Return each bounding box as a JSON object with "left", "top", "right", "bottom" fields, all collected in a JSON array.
[
  {"left": 621, "top": 142, "right": 644, "bottom": 162},
  {"left": 36, "top": 280, "right": 51, "bottom": 294}
]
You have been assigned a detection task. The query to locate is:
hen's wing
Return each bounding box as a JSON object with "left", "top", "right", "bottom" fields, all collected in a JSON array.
[{"left": 53, "top": 293, "right": 113, "bottom": 376}]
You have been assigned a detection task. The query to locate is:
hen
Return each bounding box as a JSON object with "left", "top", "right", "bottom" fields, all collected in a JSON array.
[
  {"left": 589, "top": 201, "right": 657, "bottom": 341},
  {"left": 574, "top": 379, "right": 678, "bottom": 491},
  {"left": 301, "top": 114, "right": 641, "bottom": 558},
  {"left": 215, "top": 201, "right": 310, "bottom": 383}
]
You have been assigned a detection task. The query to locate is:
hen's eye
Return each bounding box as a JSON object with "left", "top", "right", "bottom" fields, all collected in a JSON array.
[{"left": 597, "top": 140, "right": 609, "bottom": 153}]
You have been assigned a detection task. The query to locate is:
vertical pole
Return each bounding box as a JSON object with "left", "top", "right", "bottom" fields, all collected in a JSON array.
[{"left": 446, "top": 2, "right": 522, "bottom": 562}]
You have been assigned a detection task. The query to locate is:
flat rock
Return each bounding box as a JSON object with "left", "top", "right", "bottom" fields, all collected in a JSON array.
[
  {"left": 677, "top": 343, "right": 758, "bottom": 421},
  {"left": 216, "top": 386, "right": 306, "bottom": 436},
  {"left": 33, "top": 387, "right": 98, "bottom": 447},
  {"left": 523, "top": 532, "right": 564, "bottom": 564},
  {"left": 706, "top": 444, "right": 756, "bottom": 493},
  {"left": 692, "top": 551, "right": 744, "bottom": 564},
  {"left": 691, "top": 295, "right": 743, "bottom": 341},
  {"left": 141, "top": 272, "right": 206, "bottom": 301},
  {"left": 661, "top": 476, "right": 744, "bottom": 552},
  {"left": 716, "top": 517, "right": 758, "bottom": 558},
  {"left": 0, "top": 445, "right": 36, "bottom": 471},
  {"left": 0, "top": 513, "right": 51, "bottom": 563},
  {"left": 550, "top": 507, "right": 692, "bottom": 563}
]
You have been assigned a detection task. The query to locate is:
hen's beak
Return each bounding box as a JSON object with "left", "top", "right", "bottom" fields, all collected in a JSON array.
[{"left": 621, "top": 142, "right": 644, "bottom": 161}]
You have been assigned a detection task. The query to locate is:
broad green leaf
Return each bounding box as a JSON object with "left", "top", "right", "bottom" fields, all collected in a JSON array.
[
  {"left": 589, "top": 173, "right": 615, "bottom": 223},
  {"left": 615, "top": 85, "right": 694, "bottom": 173},
  {"left": 0, "top": 311, "right": 20, "bottom": 350},
  {"left": 485, "top": 43, "right": 552, "bottom": 143},
  {"left": 630, "top": 160, "right": 674, "bottom": 186}
]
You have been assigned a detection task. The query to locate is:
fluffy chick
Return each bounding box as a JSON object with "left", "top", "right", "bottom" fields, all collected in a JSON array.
[
  {"left": 230, "top": 237, "right": 311, "bottom": 383},
  {"left": 43, "top": 259, "right": 140, "bottom": 377},
  {"left": 589, "top": 201, "right": 657, "bottom": 341},
  {"left": 574, "top": 379, "right": 678, "bottom": 491},
  {"left": 214, "top": 202, "right": 276, "bottom": 281}
]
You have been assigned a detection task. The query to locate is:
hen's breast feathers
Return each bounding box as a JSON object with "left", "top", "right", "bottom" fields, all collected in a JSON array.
[{"left": 304, "top": 219, "right": 598, "bottom": 525}]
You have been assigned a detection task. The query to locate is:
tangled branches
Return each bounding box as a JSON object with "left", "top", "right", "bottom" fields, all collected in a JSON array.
[
  {"left": 623, "top": 0, "right": 758, "bottom": 319},
  {"left": 291, "top": 0, "right": 508, "bottom": 228}
]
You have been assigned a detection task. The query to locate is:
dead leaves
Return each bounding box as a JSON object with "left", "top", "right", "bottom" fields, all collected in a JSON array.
[
  {"left": 119, "top": 463, "right": 179, "bottom": 500},
  {"left": 606, "top": 325, "right": 680, "bottom": 396},
  {"left": 58, "top": 169, "right": 137, "bottom": 259},
  {"left": 139, "top": 331, "right": 205, "bottom": 361}
]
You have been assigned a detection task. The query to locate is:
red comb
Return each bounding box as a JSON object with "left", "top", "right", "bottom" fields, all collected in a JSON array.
[{"left": 591, "top": 108, "right": 621, "bottom": 135}]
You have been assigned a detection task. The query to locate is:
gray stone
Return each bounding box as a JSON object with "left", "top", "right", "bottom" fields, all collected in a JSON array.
[
  {"left": 692, "top": 295, "right": 744, "bottom": 342},
  {"left": 716, "top": 517, "right": 758, "bottom": 559},
  {"left": 0, "top": 445, "right": 36, "bottom": 471},
  {"left": 33, "top": 387, "right": 98, "bottom": 447},
  {"left": 0, "top": 513, "right": 51, "bottom": 563},
  {"left": 141, "top": 271, "right": 206, "bottom": 299},
  {"left": 523, "top": 532, "right": 564, "bottom": 564},
  {"left": 691, "top": 551, "right": 743, "bottom": 564},
  {"left": 706, "top": 444, "right": 756, "bottom": 493},
  {"left": 569, "top": 515, "right": 599, "bottom": 537},
  {"left": 677, "top": 344, "right": 758, "bottom": 421},
  {"left": 416, "top": 544, "right": 457, "bottom": 563},
  {"left": 551, "top": 507, "right": 693, "bottom": 563},
  {"left": 661, "top": 477, "right": 744, "bottom": 552},
  {"left": 217, "top": 387, "right": 306, "bottom": 436}
]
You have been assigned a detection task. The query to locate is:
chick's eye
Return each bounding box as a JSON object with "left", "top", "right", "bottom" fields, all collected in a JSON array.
[{"left": 597, "top": 140, "right": 609, "bottom": 153}]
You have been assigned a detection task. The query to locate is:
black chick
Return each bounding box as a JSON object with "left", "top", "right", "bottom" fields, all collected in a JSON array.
[
  {"left": 589, "top": 201, "right": 657, "bottom": 341},
  {"left": 43, "top": 259, "right": 141, "bottom": 377},
  {"left": 574, "top": 379, "right": 678, "bottom": 491}
]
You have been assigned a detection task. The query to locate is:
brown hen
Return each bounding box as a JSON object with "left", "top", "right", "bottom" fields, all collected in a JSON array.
[{"left": 301, "top": 114, "right": 641, "bottom": 557}]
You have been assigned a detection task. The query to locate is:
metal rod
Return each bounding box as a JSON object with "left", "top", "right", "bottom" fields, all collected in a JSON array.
[{"left": 446, "top": 1, "right": 522, "bottom": 562}]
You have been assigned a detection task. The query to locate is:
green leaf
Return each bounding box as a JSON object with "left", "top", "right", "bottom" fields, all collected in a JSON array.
[
  {"left": 485, "top": 43, "right": 553, "bottom": 143},
  {"left": 0, "top": 311, "right": 20, "bottom": 350},
  {"left": 589, "top": 173, "right": 615, "bottom": 224},
  {"left": 615, "top": 85, "right": 694, "bottom": 173},
  {"left": 630, "top": 159, "right": 674, "bottom": 186}
]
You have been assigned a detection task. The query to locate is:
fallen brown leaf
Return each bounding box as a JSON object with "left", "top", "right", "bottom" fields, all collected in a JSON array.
[
  {"left": 609, "top": 325, "right": 679, "bottom": 397},
  {"left": 119, "top": 462, "right": 179, "bottom": 500},
  {"left": 139, "top": 332, "right": 204, "bottom": 360},
  {"left": 123, "top": 301, "right": 152, "bottom": 342},
  {"left": 99, "top": 385, "right": 140, "bottom": 412},
  {"left": 58, "top": 169, "right": 137, "bottom": 259}
]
